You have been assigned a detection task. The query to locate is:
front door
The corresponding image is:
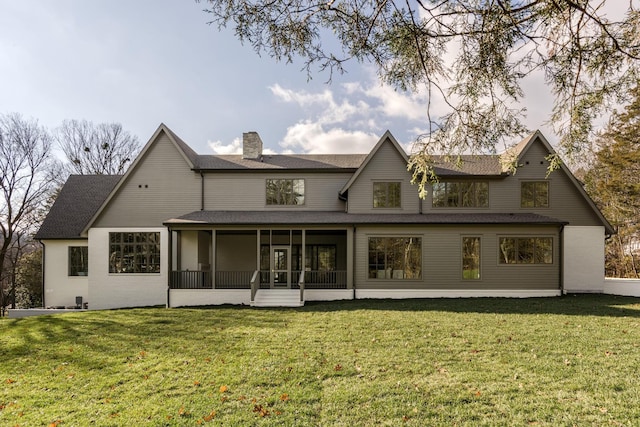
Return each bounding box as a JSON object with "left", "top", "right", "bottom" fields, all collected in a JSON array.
[{"left": 271, "top": 246, "right": 290, "bottom": 288}]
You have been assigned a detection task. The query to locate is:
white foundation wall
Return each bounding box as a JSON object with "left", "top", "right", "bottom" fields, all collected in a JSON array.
[
  {"left": 563, "top": 226, "right": 605, "bottom": 293},
  {"left": 88, "top": 228, "right": 168, "bottom": 310},
  {"left": 42, "top": 240, "right": 89, "bottom": 308}
]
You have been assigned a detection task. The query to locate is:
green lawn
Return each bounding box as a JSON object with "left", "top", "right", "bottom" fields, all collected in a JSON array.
[{"left": 1, "top": 295, "right": 640, "bottom": 426}]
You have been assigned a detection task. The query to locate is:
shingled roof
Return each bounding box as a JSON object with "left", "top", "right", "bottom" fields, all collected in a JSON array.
[
  {"left": 165, "top": 210, "right": 567, "bottom": 226},
  {"left": 35, "top": 175, "right": 121, "bottom": 239},
  {"left": 193, "top": 154, "right": 367, "bottom": 170}
]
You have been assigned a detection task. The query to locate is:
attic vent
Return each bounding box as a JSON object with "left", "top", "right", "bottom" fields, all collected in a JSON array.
[{"left": 242, "top": 132, "right": 263, "bottom": 160}]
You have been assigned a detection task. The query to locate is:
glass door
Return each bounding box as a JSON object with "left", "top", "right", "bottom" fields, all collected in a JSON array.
[{"left": 271, "top": 246, "right": 290, "bottom": 288}]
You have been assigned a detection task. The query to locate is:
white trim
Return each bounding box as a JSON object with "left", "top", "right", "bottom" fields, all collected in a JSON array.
[
  {"left": 169, "top": 289, "right": 250, "bottom": 307},
  {"left": 304, "top": 289, "right": 353, "bottom": 301},
  {"left": 355, "top": 289, "right": 561, "bottom": 299},
  {"left": 603, "top": 278, "right": 640, "bottom": 297}
]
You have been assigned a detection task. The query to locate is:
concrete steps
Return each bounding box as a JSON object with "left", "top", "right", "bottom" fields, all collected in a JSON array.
[{"left": 251, "top": 289, "right": 304, "bottom": 307}]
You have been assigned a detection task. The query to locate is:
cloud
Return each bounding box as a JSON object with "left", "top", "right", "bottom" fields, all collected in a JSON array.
[
  {"left": 269, "top": 83, "right": 368, "bottom": 125},
  {"left": 268, "top": 77, "right": 431, "bottom": 154},
  {"left": 280, "top": 122, "right": 379, "bottom": 154},
  {"left": 208, "top": 137, "right": 242, "bottom": 154},
  {"left": 208, "top": 137, "right": 278, "bottom": 155}
]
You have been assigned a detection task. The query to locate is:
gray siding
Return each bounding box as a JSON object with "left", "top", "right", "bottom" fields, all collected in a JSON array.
[
  {"left": 347, "top": 140, "right": 420, "bottom": 214},
  {"left": 93, "top": 132, "right": 201, "bottom": 227},
  {"left": 203, "top": 173, "right": 350, "bottom": 211},
  {"left": 355, "top": 224, "right": 560, "bottom": 290},
  {"left": 422, "top": 138, "right": 603, "bottom": 227}
]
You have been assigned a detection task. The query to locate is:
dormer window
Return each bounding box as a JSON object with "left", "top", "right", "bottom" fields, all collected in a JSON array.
[
  {"left": 266, "top": 179, "right": 305, "bottom": 205},
  {"left": 373, "top": 182, "right": 401, "bottom": 208}
]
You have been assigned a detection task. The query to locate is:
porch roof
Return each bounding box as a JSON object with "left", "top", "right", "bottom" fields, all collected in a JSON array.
[{"left": 164, "top": 210, "right": 568, "bottom": 227}]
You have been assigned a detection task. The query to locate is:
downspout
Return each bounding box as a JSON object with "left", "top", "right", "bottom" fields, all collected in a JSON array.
[
  {"left": 559, "top": 225, "right": 564, "bottom": 296},
  {"left": 40, "top": 240, "right": 46, "bottom": 308},
  {"left": 352, "top": 226, "right": 356, "bottom": 300},
  {"left": 200, "top": 171, "right": 205, "bottom": 211},
  {"left": 167, "top": 228, "right": 172, "bottom": 308}
]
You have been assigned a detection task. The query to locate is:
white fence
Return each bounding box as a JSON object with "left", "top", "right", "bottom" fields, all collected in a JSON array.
[{"left": 603, "top": 278, "right": 640, "bottom": 297}]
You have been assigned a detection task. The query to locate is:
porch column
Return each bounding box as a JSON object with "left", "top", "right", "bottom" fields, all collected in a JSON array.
[
  {"left": 346, "top": 227, "right": 354, "bottom": 289},
  {"left": 211, "top": 229, "right": 216, "bottom": 289}
]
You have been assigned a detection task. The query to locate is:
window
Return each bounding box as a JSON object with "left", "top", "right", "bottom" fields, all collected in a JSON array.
[
  {"left": 521, "top": 181, "right": 548, "bottom": 208},
  {"left": 109, "top": 232, "right": 160, "bottom": 273},
  {"left": 499, "top": 237, "right": 553, "bottom": 264},
  {"left": 69, "top": 246, "right": 88, "bottom": 276},
  {"left": 373, "top": 182, "right": 401, "bottom": 208},
  {"left": 266, "top": 179, "right": 305, "bottom": 205},
  {"left": 432, "top": 182, "right": 489, "bottom": 207},
  {"left": 368, "top": 237, "right": 421, "bottom": 279},
  {"left": 462, "top": 237, "right": 481, "bottom": 279}
]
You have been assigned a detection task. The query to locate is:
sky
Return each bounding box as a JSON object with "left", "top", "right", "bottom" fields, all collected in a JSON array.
[{"left": 0, "top": 0, "right": 578, "bottom": 157}]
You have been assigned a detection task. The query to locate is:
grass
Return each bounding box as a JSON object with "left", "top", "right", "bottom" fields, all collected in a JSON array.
[{"left": 1, "top": 295, "right": 640, "bottom": 426}]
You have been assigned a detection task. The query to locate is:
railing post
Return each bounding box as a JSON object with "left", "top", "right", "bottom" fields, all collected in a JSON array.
[
  {"left": 299, "top": 271, "right": 305, "bottom": 303},
  {"left": 250, "top": 270, "right": 259, "bottom": 303}
]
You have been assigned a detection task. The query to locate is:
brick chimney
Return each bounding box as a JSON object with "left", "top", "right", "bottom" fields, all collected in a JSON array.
[{"left": 242, "top": 131, "right": 263, "bottom": 160}]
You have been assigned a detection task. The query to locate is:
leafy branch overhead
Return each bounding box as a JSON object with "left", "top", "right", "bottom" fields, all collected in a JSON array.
[{"left": 199, "top": 0, "right": 639, "bottom": 184}]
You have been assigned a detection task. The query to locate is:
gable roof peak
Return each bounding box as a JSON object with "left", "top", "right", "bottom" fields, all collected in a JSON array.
[{"left": 339, "top": 131, "right": 408, "bottom": 195}]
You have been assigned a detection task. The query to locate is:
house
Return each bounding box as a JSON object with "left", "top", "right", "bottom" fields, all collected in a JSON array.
[{"left": 35, "top": 124, "right": 613, "bottom": 309}]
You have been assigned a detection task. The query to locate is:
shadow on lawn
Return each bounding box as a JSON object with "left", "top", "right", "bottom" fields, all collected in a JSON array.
[{"left": 296, "top": 294, "right": 640, "bottom": 317}]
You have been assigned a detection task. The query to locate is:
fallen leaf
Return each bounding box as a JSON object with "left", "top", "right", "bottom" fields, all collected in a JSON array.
[
  {"left": 193, "top": 381, "right": 201, "bottom": 387},
  {"left": 253, "top": 404, "right": 270, "bottom": 417},
  {"left": 219, "top": 385, "right": 229, "bottom": 393},
  {"left": 203, "top": 410, "right": 216, "bottom": 421},
  {"left": 5, "top": 379, "right": 15, "bottom": 384},
  {"left": 280, "top": 393, "right": 289, "bottom": 401},
  {"left": 334, "top": 364, "right": 343, "bottom": 371}
]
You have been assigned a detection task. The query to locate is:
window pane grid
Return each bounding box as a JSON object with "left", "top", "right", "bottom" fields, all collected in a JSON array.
[
  {"left": 368, "top": 237, "right": 421, "bottom": 279},
  {"left": 499, "top": 237, "right": 553, "bottom": 264},
  {"left": 462, "top": 237, "right": 480, "bottom": 280},
  {"left": 432, "top": 182, "right": 489, "bottom": 208},
  {"left": 109, "top": 232, "right": 161, "bottom": 273},
  {"left": 521, "top": 181, "right": 549, "bottom": 208},
  {"left": 373, "top": 182, "right": 401, "bottom": 208},
  {"left": 69, "top": 246, "right": 88, "bottom": 276},
  {"left": 266, "top": 179, "right": 305, "bottom": 205}
]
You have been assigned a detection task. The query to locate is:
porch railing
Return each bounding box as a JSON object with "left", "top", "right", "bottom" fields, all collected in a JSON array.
[
  {"left": 291, "top": 271, "right": 347, "bottom": 289},
  {"left": 215, "top": 271, "right": 253, "bottom": 289},
  {"left": 170, "top": 270, "right": 212, "bottom": 289},
  {"left": 170, "top": 270, "right": 347, "bottom": 290}
]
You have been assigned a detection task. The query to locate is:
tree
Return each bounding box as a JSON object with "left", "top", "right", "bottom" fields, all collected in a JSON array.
[
  {"left": 199, "top": 0, "right": 639, "bottom": 193},
  {"left": 0, "top": 113, "right": 54, "bottom": 312},
  {"left": 584, "top": 85, "right": 640, "bottom": 278},
  {"left": 14, "top": 247, "right": 43, "bottom": 309},
  {"left": 55, "top": 119, "right": 141, "bottom": 176}
]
